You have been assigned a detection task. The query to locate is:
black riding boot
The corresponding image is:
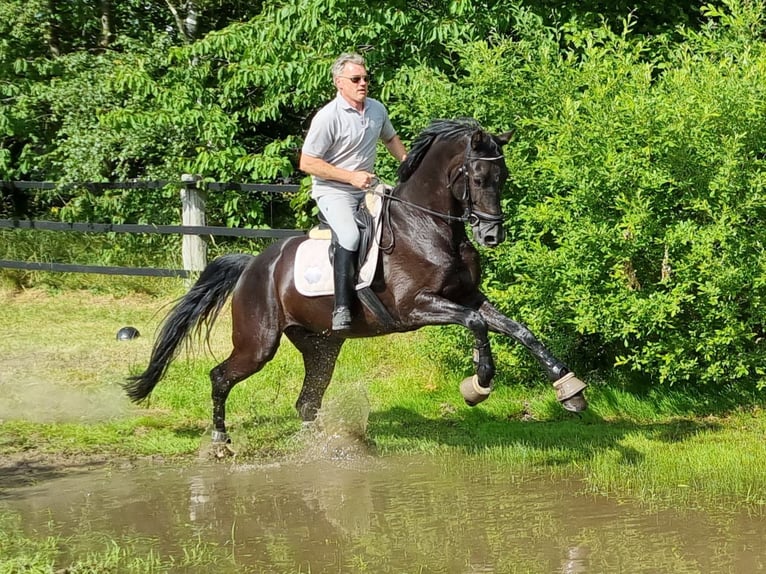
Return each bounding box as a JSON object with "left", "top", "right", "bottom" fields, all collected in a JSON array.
[{"left": 332, "top": 246, "right": 357, "bottom": 331}]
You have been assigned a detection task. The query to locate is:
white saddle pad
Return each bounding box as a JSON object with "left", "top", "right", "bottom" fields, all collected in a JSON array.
[{"left": 294, "top": 188, "right": 385, "bottom": 297}]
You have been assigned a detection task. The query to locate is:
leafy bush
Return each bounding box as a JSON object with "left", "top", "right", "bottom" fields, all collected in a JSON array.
[{"left": 424, "top": 2, "right": 766, "bottom": 394}]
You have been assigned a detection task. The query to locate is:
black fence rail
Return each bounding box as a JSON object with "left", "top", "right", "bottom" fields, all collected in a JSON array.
[{"left": 0, "top": 179, "right": 304, "bottom": 278}]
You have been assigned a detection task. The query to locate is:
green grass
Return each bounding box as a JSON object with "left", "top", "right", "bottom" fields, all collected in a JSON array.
[
  {"left": 1, "top": 285, "right": 766, "bottom": 511},
  {"left": 0, "top": 510, "right": 249, "bottom": 574}
]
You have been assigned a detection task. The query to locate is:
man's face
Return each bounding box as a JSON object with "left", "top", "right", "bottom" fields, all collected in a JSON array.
[{"left": 334, "top": 62, "right": 369, "bottom": 107}]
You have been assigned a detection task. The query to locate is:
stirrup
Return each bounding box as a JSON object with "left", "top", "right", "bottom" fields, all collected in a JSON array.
[{"left": 332, "top": 306, "right": 352, "bottom": 331}]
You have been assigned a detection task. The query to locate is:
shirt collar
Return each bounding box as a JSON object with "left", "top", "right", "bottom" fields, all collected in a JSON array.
[{"left": 335, "top": 91, "right": 365, "bottom": 114}]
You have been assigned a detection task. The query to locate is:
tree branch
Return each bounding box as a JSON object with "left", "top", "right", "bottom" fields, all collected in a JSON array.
[{"left": 164, "top": 0, "right": 190, "bottom": 43}]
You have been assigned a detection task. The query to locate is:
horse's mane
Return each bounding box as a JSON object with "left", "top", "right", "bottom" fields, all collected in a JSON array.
[{"left": 397, "top": 118, "right": 483, "bottom": 183}]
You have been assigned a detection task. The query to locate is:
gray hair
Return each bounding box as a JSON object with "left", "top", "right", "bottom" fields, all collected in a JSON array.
[{"left": 331, "top": 52, "right": 366, "bottom": 78}]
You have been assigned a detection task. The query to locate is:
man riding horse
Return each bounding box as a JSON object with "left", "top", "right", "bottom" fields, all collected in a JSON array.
[
  {"left": 125, "top": 63, "right": 588, "bottom": 452},
  {"left": 299, "top": 52, "right": 407, "bottom": 331}
]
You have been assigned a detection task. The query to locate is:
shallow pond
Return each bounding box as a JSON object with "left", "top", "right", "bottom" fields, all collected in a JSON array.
[{"left": 2, "top": 444, "right": 765, "bottom": 573}]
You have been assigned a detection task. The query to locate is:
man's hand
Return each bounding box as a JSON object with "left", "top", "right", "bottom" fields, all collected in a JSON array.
[
  {"left": 300, "top": 153, "right": 374, "bottom": 189},
  {"left": 349, "top": 171, "right": 375, "bottom": 190}
]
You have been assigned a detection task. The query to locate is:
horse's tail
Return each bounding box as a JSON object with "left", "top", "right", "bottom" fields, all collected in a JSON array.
[{"left": 123, "top": 253, "right": 254, "bottom": 403}]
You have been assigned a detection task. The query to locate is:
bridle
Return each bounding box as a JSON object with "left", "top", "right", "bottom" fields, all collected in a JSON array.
[
  {"left": 446, "top": 153, "right": 506, "bottom": 227},
  {"left": 373, "top": 151, "right": 506, "bottom": 226}
]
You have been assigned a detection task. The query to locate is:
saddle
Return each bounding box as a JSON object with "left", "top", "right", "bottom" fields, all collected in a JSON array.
[
  {"left": 294, "top": 184, "right": 396, "bottom": 328},
  {"left": 305, "top": 190, "right": 379, "bottom": 266}
]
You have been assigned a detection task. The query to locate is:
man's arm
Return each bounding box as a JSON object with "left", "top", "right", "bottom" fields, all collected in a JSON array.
[
  {"left": 384, "top": 135, "right": 407, "bottom": 162},
  {"left": 299, "top": 153, "right": 373, "bottom": 189}
]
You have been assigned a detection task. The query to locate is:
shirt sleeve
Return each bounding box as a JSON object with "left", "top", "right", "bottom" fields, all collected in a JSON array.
[
  {"left": 302, "top": 107, "right": 334, "bottom": 158},
  {"left": 379, "top": 104, "right": 396, "bottom": 142}
]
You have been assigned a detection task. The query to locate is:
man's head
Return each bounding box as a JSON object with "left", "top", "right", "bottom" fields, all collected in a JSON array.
[{"left": 332, "top": 52, "right": 369, "bottom": 108}]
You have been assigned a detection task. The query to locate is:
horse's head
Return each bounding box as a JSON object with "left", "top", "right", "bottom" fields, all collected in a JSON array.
[
  {"left": 396, "top": 119, "right": 513, "bottom": 247},
  {"left": 452, "top": 128, "right": 513, "bottom": 247}
]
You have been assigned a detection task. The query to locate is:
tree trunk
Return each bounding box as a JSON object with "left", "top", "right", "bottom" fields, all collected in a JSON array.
[
  {"left": 165, "top": 0, "right": 201, "bottom": 43},
  {"left": 46, "top": 0, "right": 61, "bottom": 57},
  {"left": 99, "top": 0, "right": 114, "bottom": 49},
  {"left": 184, "top": 1, "right": 200, "bottom": 39}
]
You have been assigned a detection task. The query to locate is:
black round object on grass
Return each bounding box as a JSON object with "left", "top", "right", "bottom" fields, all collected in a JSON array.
[{"left": 116, "top": 326, "right": 140, "bottom": 341}]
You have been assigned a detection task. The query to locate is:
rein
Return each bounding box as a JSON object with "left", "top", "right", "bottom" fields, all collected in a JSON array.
[{"left": 373, "top": 187, "right": 467, "bottom": 224}]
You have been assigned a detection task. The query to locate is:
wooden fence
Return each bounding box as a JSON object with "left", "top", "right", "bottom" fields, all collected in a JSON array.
[{"left": 0, "top": 178, "right": 303, "bottom": 279}]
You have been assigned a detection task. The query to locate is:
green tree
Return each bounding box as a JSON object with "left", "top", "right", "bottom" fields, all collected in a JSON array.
[
  {"left": 3, "top": 0, "right": 766, "bottom": 396},
  {"left": 431, "top": 1, "right": 766, "bottom": 394}
]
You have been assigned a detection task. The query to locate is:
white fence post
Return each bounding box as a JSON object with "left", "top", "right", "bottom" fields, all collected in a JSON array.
[{"left": 180, "top": 174, "right": 207, "bottom": 284}]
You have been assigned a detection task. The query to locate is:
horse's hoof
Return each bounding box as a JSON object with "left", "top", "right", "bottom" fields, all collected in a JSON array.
[
  {"left": 460, "top": 375, "right": 491, "bottom": 406},
  {"left": 560, "top": 392, "right": 588, "bottom": 413},
  {"left": 209, "top": 430, "right": 235, "bottom": 459},
  {"left": 212, "top": 442, "right": 236, "bottom": 459},
  {"left": 554, "top": 373, "right": 588, "bottom": 413},
  {"left": 296, "top": 404, "right": 320, "bottom": 423}
]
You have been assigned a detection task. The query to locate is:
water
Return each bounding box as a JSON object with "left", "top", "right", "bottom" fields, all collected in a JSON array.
[{"left": 2, "top": 452, "right": 765, "bottom": 573}]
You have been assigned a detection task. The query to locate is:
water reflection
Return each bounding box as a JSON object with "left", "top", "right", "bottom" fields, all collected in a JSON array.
[
  {"left": 562, "top": 545, "right": 590, "bottom": 573},
  {"left": 2, "top": 454, "right": 766, "bottom": 573}
]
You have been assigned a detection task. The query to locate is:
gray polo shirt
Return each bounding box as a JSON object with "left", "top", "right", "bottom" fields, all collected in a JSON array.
[{"left": 302, "top": 93, "right": 396, "bottom": 198}]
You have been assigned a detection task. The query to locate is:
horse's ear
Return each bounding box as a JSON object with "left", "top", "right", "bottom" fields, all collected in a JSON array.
[
  {"left": 470, "top": 130, "right": 486, "bottom": 150},
  {"left": 494, "top": 130, "right": 515, "bottom": 147}
]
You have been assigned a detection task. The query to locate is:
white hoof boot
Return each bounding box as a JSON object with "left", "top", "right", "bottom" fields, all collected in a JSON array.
[{"left": 460, "top": 375, "right": 492, "bottom": 406}]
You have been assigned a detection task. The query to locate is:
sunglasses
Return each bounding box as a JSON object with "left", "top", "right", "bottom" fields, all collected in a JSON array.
[{"left": 339, "top": 75, "right": 370, "bottom": 84}]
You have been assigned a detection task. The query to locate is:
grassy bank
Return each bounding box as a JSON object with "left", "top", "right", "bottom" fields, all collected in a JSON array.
[{"left": 1, "top": 285, "right": 765, "bottom": 512}]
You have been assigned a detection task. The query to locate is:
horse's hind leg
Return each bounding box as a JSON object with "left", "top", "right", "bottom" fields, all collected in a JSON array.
[
  {"left": 478, "top": 300, "right": 588, "bottom": 412},
  {"left": 209, "top": 328, "right": 282, "bottom": 447},
  {"left": 285, "top": 328, "right": 344, "bottom": 422}
]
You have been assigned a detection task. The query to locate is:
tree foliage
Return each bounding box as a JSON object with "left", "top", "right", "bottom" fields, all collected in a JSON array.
[
  {"left": 429, "top": 1, "right": 766, "bottom": 394},
  {"left": 3, "top": 0, "right": 766, "bottom": 395}
]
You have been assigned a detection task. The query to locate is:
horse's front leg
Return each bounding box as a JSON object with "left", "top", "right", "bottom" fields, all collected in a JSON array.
[
  {"left": 406, "top": 299, "right": 495, "bottom": 405},
  {"left": 478, "top": 300, "right": 588, "bottom": 412}
]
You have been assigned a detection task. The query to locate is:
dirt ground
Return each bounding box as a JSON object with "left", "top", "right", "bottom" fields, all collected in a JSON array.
[{"left": 0, "top": 452, "right": 138, "bottom": 494}]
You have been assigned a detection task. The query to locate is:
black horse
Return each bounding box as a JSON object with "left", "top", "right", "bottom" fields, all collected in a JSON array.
[{"left": 125, "top": 118, "right": 587, "bottom": 449}]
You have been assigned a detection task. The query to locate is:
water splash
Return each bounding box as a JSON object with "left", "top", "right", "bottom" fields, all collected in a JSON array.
[
  {"left": 298, "top": 381, "right": 373, "bottom": 461},
  {"left": 0, "top": 377, "right": 128, "bottom": 423}
]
